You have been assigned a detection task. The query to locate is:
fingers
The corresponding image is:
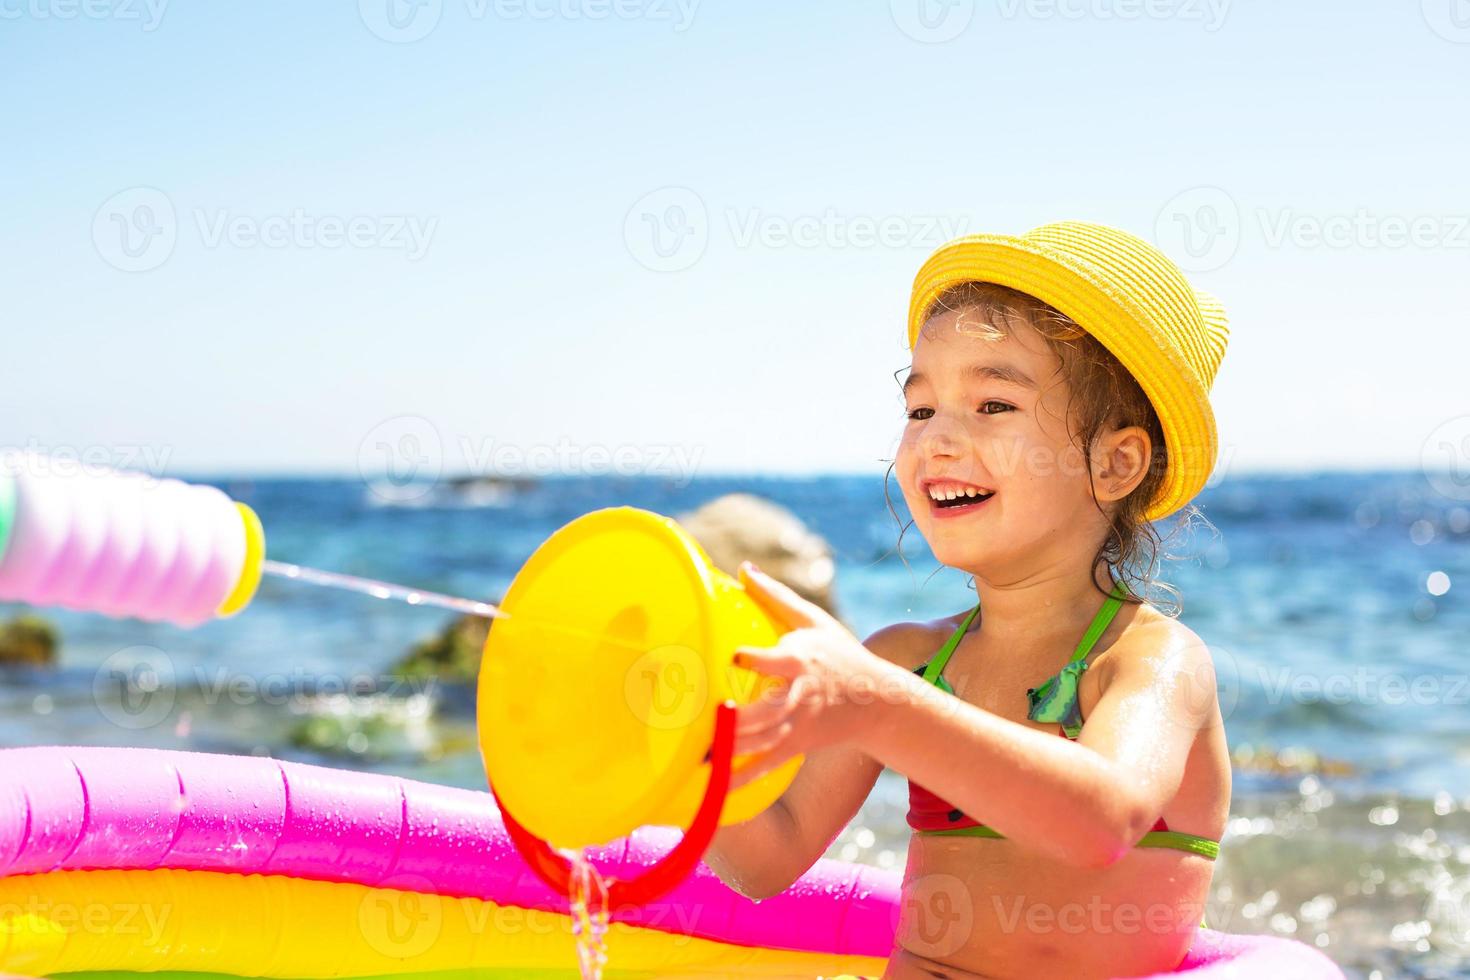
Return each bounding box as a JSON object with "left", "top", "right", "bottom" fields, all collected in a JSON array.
[
  {"left": 733, "top": 644, "right": 804, "bottom": 681},
  {"left": 731, "top": 688, "right": 802, "bottom": 789},
  {"left": 733, "top": 673, "right": 806, "bottom": 752},
  {"left": 737, "top": 561, "right": 824, "bottom": 630},
  {"left": 733, "top": 719, "right": 794, "bottom": 762},
  {"left": 734, "top": 685, "right": 794, "bottom": 734}
]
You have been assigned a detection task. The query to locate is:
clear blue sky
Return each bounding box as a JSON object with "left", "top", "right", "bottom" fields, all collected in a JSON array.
[{"left": 3, "top": 1, "right": 1467, "bottom": 483}]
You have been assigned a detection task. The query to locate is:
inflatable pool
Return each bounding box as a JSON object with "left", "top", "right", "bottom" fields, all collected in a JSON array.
[
  {"left": 0, "top": 467, "right": 1342, "bottom": 977},
  {"left": 0, "top": 746, "right": 1342, "bottom": 979}
]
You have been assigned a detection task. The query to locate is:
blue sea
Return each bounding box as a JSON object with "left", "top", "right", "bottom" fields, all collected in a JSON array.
[{"left": 2, "top": 471, "right": 1468, "bottom": 979}]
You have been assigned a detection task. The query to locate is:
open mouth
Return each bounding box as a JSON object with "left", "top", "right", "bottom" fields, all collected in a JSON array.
[{"left": 924, "top": 481, "right": 995, "bottom": 516}]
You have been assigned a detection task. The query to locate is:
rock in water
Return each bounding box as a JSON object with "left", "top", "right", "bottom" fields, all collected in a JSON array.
[
  {"left": 677, "top": 493, "right": 840, "bottom": 618},
  {"left": 392, "top": 613, "right": 489, "bottom": 684},
  {"left": 0, "top": 614, "right": 59, "bottom": 666},
  {"left": 391, "top": 494, "right": 843, "bottom": 686}
]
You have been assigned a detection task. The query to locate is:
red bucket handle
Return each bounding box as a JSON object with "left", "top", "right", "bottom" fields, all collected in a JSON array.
[{"left": 491, "top": 700, "right": 737, "bottom": 909}]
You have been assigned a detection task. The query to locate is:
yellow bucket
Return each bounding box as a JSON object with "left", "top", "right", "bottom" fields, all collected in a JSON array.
[{"left": 478, "top": 506, "right": 803, "bottom": 849}]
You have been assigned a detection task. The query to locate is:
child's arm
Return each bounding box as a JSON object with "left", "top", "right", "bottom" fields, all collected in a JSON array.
[
  {"left": 731, "top": 564, "right": 1217, "bottom": 870},
  {"left": 703, "top": 623, "right": 922, "bottom": 900},
  {"left": 703, "top": 740, "right": 880, "bottom": 901},
  {"left": 856, "top": 624, "right": 1215, "bottom": 867}
]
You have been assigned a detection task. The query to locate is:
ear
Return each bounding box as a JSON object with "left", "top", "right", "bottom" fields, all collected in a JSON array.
[{"left": 1091, "top": 424, "right": 1153, "bottom": 505}]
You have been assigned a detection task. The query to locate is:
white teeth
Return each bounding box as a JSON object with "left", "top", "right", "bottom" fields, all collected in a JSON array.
[{"left": 928, "top": 484, "right": 990, "bottom": 502}]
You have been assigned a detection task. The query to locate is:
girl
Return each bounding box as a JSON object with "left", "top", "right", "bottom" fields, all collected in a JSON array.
[{"left": 705, "top": 222, "right": 1233, "bottom": 979}]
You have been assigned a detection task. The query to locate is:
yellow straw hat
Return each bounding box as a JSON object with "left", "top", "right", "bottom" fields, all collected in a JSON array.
[{"left": 906, "top": 221, "right": 1230, "bottom": 522}]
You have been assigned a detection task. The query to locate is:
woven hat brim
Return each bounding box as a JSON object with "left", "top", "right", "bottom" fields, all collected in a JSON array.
[{"left": 906, "top": 235, "right": 1218, "bottom": 522}]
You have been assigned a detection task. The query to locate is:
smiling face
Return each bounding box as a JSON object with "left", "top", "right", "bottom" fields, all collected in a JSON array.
[{"left": 896, "top": 294, "right": 1153, "bottom": 581}]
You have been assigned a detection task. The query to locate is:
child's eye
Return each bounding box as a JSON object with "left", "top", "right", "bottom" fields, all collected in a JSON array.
[
  {"left": 906, "top": 407, "right": 934, "bottom": 421},
  {"left": 978, "top": 401, "right": 1014, "bottom": 415}
]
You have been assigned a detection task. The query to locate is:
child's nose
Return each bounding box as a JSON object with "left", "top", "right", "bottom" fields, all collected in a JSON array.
[{"left": 920, "top": 413, "right": 969, "bottom": 459}]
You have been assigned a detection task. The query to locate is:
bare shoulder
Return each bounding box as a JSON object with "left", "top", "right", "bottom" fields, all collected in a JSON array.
[
  {"left": 861, "top": 609, "right": 975, "bottom": 672},
  {"left": 1094, "top": 601, "right": 1216, "bottom": 689}
]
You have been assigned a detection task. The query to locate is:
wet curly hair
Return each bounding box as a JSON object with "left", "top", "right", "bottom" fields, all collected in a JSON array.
[{"left": 886, "top": 280, "right": 1208, "bottom": 615}]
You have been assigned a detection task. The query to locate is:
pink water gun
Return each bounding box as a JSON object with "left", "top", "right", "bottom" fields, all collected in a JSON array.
[{"left": 0, "top": 457, "right": 264, "bottom": 628}]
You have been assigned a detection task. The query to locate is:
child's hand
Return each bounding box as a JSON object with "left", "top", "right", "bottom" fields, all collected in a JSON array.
[{"left": 728, "top": 561, "right": 892, "bottom": 788}]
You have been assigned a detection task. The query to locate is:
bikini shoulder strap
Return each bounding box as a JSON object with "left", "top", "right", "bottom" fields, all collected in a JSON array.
[
  {"left": 920, "top": 603, "right": 981, "bottom": 686},
  {"left": 1066, "top": 579, "right": 1131, "bottom": 666}
]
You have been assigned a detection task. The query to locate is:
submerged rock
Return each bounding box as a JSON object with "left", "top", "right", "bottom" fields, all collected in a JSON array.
[
  {"left": 1232, "top": 743, "right": 1357, "bottom": 777},
  {"left": 677, "top": 493, "right": 840, "bottom": 618},
  {"left": 390, "top": 493, "right": 844, "bottom": 688},
  {"left": 391, "top": 612, "right": 490, "bottom": 685},
  {"left": 0, "top": 614, "right": 59, "bottom": 666},
  {"left": 286, "top": 690, "right": 458, "bottom": 761}
]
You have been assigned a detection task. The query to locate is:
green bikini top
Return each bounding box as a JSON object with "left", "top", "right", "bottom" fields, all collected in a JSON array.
[
  {"left": 916, "top": 579, "right": 1130, "bottom": 738},
  {"left": 909, "top": 579, "right": 1222, "bottom": 861}
]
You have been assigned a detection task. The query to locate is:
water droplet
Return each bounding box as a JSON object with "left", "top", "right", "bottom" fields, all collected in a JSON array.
[
  {"left": 1410, "top": 520, "right": 1435, "bottom": 545},
  {"left": 1369, "top": 803, "right": 1399, "bottom": 826}
]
